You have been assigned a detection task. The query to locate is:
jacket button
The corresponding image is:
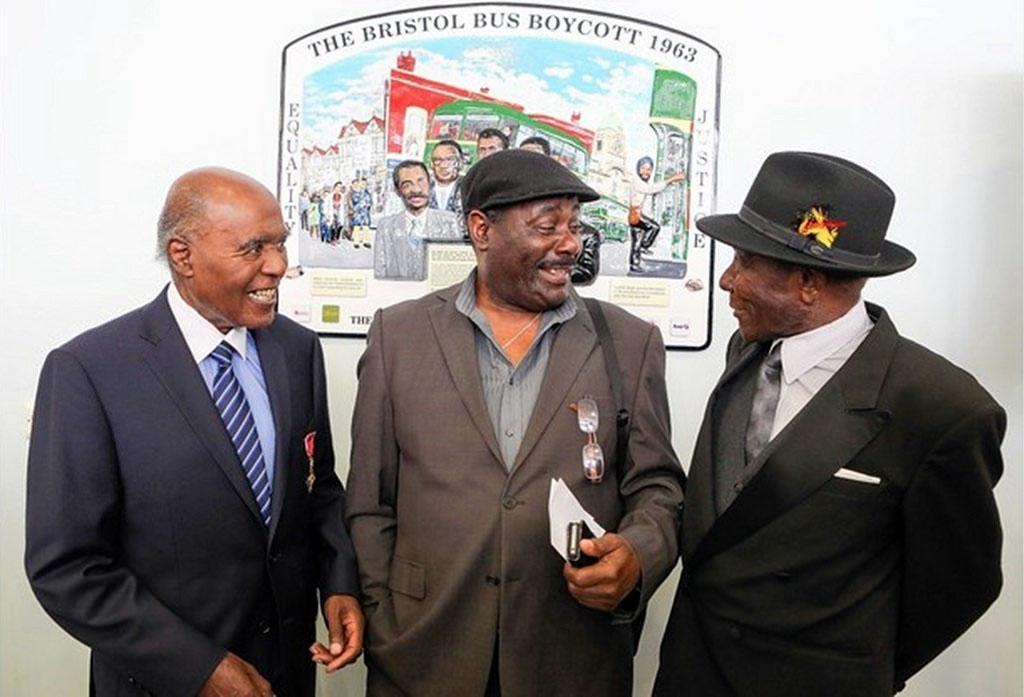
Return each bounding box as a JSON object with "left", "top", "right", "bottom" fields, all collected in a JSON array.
[
  {"left": 502, "top": 497, "right": 518, "bottom": 510},
  {"left": 257, "top": 620, "right": 271, "bottom": 635},
  {"left": 485, "top": 575, "right": 501, "bottom": 586},
  {"left": 729, "top": 626, "right": 742, "bottom": 640}
]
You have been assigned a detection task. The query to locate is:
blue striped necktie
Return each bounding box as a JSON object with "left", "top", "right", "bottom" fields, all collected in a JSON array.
[{"left": 210, "top": 341, "right": 271, "bottom": 526}]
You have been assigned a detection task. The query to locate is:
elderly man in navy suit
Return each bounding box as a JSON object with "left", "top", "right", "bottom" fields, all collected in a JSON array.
[{"left": 25, "top": 167, "right": 363, "bottom": 697}]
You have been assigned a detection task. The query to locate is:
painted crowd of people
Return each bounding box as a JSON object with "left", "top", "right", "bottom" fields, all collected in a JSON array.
[{"left": 300, "top": 176, "right": 376, "bottom": 249}]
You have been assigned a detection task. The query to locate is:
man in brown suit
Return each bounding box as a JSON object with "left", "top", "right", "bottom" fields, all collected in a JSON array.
[{"left": 346, "top": 149, "right": 685, "bottom": 696}]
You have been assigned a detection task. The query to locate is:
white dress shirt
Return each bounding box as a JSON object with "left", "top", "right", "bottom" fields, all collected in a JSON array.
[
  {"left": 433, "top": 181, "right": 455, "bottom": 211},
  {"left": 166, "top": 284, "right": 276, "bottom": 483},
  {"left": 769, "top": 301, "right": 874, "bottom": 439}
]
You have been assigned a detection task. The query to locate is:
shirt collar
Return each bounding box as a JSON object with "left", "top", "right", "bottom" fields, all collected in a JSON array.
[
  {"left": 775, "top": 301, "right": 872, "bottom": 385},
  {"left": 166, "top": 284, "right": 249, "bottom": 364}
]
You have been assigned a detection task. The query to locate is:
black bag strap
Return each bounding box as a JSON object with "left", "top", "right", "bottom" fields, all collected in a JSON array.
[
  {"left": 583, "top": 297, "right": 630, "bottom": 474},
  {"left": 584, "top": 297, "right": 645, "bottom": 655}
]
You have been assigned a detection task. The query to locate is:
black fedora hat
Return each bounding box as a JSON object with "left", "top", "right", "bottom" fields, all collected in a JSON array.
[
  {"left": 697, "top": 152, "right": 915, "bottom": 276},
  {"left": 461, "top": 149, "right": 600, "bottom": 213}
]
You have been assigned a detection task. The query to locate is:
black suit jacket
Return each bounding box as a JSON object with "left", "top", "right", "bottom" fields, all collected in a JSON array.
[
  {"left": 655, "top": 303, "right": 1004, "bottom": 697},
  {"left": 25, "top": 290, "right": 359, "bottom": 697}
]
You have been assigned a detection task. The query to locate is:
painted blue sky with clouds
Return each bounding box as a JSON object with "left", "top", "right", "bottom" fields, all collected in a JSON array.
[{"left": 300, "top": 35, "right": 665, "bottom": 162}]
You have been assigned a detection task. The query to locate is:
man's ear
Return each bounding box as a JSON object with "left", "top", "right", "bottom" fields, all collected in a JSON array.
[
  {"left": 167, "top": 237, "right": 193, "bottom": 278},
  {"left": 798, "top": 267, "right": 825, "bottom": 304},
  {"left": 466, "top": 210, "right": 491, "bottom": 251}
]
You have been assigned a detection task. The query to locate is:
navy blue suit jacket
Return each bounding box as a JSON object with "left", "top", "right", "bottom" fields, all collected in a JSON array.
[{"left": 25, "top": 289, "right": 359, "bottom": 697}]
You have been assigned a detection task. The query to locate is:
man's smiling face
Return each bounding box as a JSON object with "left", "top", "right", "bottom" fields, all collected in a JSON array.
[{"left": 479, "top": 196, "right": 583, "bottom": 313}]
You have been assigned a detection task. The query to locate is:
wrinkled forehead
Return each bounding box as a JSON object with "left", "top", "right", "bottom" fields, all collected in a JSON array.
[{"left": 199, "top": 183, "right": 284, "bottom": 231}]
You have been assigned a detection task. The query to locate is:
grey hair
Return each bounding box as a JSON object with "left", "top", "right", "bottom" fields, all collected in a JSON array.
[{"left": 155, "top": 184, "right": 206, "bottom": 262}]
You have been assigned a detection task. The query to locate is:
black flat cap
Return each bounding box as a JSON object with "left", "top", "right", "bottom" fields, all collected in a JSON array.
[{"left": 461, "top": 149, "right": 600, "bottom": 213}]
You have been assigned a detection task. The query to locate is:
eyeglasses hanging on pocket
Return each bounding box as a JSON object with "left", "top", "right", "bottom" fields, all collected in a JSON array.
[{"left": 575, "top": 396, "right": 604, "bottom": 483}]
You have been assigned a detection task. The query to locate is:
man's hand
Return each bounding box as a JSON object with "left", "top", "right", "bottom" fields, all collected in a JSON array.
[
  {"left": 563, "top": 533, "right": 641, "bottom": 612},
  {"left": 310, "top": 593, "right": 364, "bottom": 673},
  {"left": 198, "top": 652, "right": 272, "bottom": 697}
]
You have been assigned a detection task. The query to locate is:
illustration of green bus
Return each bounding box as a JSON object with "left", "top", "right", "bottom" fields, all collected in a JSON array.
[
  {"left": 424, "top": 100, "right": 629, "bottom": 241},
  {"left": 424, "top": 100, "right": 589, "bottom": 174}
]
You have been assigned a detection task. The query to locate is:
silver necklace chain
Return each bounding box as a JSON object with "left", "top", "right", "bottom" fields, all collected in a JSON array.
[{"left": 500, "top": 312, "right": 541, "bottom": 351}]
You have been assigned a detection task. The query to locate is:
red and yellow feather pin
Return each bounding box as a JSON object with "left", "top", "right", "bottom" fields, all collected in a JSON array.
[{"left": 795, "top": 205, "right": 847, "bottom": 248}]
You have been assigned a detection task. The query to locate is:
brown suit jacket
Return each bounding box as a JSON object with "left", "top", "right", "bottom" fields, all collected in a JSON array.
[
  {"left": 346, "top": 284, "right": 684, "bottom": 697},
  {"left": 654, "top": 303, "right": 1005, "bottom": 697}
]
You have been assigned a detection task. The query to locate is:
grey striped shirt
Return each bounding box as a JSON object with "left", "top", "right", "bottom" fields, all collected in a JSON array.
[{"left": 454, "top": 272, "right": 577, "bottom": 469}]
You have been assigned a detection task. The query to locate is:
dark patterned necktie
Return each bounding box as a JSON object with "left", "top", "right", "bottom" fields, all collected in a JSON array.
[
  {"left": 745, "top": 344, "right": 783, "bottom": 463},
  {"left": 210, "top": 341, "right": 271, "bottom": 526}
]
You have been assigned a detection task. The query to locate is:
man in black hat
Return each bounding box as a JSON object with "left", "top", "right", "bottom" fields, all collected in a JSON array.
[
  {"left": 654, "top": 152, "right": 1005, "bottom": 697},
  {"left": 346, "top": 149, "right": 684, "bottom": 697}
]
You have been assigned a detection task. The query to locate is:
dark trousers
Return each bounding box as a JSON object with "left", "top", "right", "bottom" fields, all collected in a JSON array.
[{"left": 629, "top": 215, "right": 660, "bottom": 268}]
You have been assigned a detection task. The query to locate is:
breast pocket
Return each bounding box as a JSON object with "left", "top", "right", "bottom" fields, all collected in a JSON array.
[{"left": 817, "top": 475, "right": 893, "bottom": 503}]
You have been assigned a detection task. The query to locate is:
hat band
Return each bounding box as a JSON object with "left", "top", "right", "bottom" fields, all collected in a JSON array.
[{"left": 739, "top": 205, "right": 881, "bottom": 266}]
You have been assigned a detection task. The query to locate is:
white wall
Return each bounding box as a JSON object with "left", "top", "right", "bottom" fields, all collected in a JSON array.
[{"left": 1, "top": 1, "right": 1020, "bottom": 695}]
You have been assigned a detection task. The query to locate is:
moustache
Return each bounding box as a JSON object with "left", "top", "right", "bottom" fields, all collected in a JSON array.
[{"left": 537, "top": 255, "right": 577, "bottom": 270}]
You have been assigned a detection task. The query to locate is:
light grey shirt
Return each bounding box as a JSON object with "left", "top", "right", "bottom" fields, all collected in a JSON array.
[
  {"left": 455, "top": 271, "right": 577, "bottom": 469},
  {"left": 768, "top": 300, "right": 874, "bottom": 439}
]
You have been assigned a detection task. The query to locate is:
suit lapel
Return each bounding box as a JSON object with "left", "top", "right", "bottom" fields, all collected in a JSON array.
[
  {"left": 253, "top": 327, "right": 291, "bottom": 543},
  {"left": 427, "top": 292, "right": 505, "bottom": 468},
  {"left": 139, "top": 292, "right": 265, "bottom": 527},
  {"left": 686, "top": 305, "right": 899, "bottom": 569},
  {"left": 711, "top": 339, "right": 763, "bottom": 395},
  {"left": 512, "top": 304, "right": 596, "bottom": 473},
  {"left": 683, "top": 340, "right": 763, "bottom": 557}
]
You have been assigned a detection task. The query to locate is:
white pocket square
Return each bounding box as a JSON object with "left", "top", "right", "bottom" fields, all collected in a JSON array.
[{"left": 834, "top": 468, "right": 882, "bottom": 485}]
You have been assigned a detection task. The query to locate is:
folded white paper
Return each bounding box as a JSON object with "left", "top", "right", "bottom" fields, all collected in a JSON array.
[
  {"left": 548, "top": 478, "right": 606, "bottom": 561},
  {"left": 834, "top": 467, "right": 882, "bottom": 485}
]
